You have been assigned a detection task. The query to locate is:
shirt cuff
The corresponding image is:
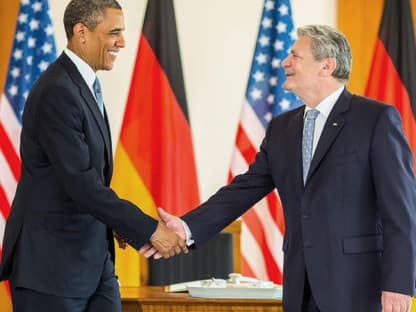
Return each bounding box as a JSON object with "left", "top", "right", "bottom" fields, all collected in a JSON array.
[{"left": 182, "top": 220, "right": 195, "bottom": 246}]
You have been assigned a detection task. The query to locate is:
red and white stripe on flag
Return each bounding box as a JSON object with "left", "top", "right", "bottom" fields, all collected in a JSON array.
[
  {"left": 0, "top": 94, "right": 21, "bottom": 252},
  {"left": 228, "top": 0, "right": 300, "bottom": 284}
]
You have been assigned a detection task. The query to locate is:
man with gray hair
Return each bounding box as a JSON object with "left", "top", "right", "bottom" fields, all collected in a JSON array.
[
  {"left": 0, "top": 1, "right": 187, "bottom": 311},
  {"left": 142, "top": 25, "right": 416, "bottom": 311}
]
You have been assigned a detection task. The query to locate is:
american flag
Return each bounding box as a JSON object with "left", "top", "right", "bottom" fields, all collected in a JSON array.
[
  {"left": 228, "top": 0, "right": 300, "bottom": 284},
  {"left": 0, "top": 0, "right": 56, "bottom": 255}
]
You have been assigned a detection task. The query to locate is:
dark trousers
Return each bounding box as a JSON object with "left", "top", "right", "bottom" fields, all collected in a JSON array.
[
  {"left": 10, "top": 254, "right": 121, "bottom": 312},
  {"left": 302, "top": 272, "right": 320, "bottom": 312}
]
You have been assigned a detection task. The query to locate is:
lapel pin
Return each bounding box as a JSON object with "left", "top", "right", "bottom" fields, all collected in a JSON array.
[{"left": 332, "top": 122, "right": 338, "bottom": 127}]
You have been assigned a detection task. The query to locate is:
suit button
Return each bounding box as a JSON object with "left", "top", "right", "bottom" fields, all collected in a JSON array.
[{"left": 301, "top": 214, "right": 309, "bottom": 219}]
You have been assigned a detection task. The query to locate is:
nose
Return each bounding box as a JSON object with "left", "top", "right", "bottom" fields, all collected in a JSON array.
[
  {"left": 281, "top": 55, "right": 290, "bottom": 68},
  {"left": 117, "top": 33, "right": 126, "bottom": 48}
]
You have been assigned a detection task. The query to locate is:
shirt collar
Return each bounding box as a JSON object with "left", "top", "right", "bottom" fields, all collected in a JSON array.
[
  {"left": 64, "top": 48, "right": 97, "bottom": 90},
  {"left": 304, "top": 86, "right": 344, "bottom": 118}
]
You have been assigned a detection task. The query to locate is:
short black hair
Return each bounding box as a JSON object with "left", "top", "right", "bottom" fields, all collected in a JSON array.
[{"left": 64, "top": 0, "right": 122, "bottom": 40}]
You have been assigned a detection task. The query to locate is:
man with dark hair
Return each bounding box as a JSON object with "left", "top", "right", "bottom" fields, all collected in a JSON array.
[
  {"left": 0, "top": 1, "right": 187, "bottom": 311},
  {"left": 142, "top": 25, "right": 416, "bottom": 311}
]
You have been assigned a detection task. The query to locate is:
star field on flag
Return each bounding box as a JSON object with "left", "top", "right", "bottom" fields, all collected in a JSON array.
[
  {"left": 5, "top": 0, "right": 56, "bottom": 123},
  {"left": 246, "top": 0, "right": 300, "bottom": 128}
]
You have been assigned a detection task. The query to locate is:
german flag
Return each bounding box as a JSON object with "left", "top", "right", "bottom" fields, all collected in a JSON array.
[
  {"left": 111, "top": 0, "right": 200, "bottom": 286},
  {"left": 365, "top": 0, "right": 416, "bottom": 173}
]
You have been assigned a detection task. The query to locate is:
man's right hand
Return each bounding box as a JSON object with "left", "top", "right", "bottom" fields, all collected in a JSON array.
[
  {"left": 157, "top": 207, "right": 186, "bottom": 240},
  {"left": 149, "top": 221, "right": 188, "bottom": 259}
]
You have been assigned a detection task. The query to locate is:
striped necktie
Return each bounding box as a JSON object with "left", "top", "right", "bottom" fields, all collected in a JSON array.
[
  {"left": 93, "top": 77, "right": 104, "bottom": 116},
  {"left": 302, "top": 109, "right": 319, "bottom": 184}
]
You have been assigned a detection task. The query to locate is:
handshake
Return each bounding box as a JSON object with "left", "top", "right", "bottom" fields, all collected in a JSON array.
[{"left": 139, "top": 208, "right": 188, "bottom": 259}]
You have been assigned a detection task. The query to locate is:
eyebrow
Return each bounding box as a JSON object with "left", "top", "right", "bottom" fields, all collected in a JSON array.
[{"left": 109, "top": 28, "right": 124, "bottom": 33}]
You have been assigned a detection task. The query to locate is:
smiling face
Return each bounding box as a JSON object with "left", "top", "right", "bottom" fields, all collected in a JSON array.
[
  {"left": 281, "top": 36, "right": 324, "bottom": 100},
  {"left": 82, "top": 8, "right": 125, "bottom": 72}
]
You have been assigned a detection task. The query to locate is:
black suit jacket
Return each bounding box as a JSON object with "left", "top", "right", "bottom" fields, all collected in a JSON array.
[
  {"left": 182, "top": 90, "right": 416, "bottom": 311},
  {"left": 0, "top": 53, "right": 157, "bottom": 297}
]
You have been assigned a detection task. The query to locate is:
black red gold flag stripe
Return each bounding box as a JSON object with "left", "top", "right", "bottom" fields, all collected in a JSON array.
[
  {"left": 111, "top": 0, "right": 200, "bottom": 286},
  {"left": 365, "top": 0, "right": 416, "bottom": 172}
]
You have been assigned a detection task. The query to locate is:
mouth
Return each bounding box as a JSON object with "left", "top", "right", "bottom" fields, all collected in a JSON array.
[{"left": 108, "top": 50, "right": 119, "bottom": 58}]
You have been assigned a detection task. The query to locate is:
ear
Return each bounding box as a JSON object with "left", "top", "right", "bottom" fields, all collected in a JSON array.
[
  {"left": 320, "top": 57, "right": 337, "bottom": 77},
  {"left": 72, "top": 23, "right": 87, "bottom": 43}
]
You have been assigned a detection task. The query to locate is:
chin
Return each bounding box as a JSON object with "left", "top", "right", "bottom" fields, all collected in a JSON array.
[
  {"left": 103, "top": 64, "right": 114, "bottom": 71},
  {"left": 282, "top": 83, "right": 291, "bottom": 92}
]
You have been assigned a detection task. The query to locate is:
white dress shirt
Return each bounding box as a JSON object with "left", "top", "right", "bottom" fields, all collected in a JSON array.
[
  {"left": 303, "top": 86, "right": 344, "bottom": 155},
  {"left": 64, "top": 48, "right": 99, "bottom": 103}
]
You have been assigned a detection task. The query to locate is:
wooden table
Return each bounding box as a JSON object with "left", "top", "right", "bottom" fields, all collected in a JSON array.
[{"left": 121, "top": 286, "right": 283, "bottom": 312}]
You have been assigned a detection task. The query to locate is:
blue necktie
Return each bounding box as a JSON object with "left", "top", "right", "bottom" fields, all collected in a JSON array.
[
  {"left": 93, "top": 77, "right": 104, "bottom": 116},
  {"left": 302, "top": 109, "right": 319, "bottom": 184}
]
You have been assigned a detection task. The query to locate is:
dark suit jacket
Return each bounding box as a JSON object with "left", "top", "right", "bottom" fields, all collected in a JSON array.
[
  {"left": 182, "top": 90, "right": 416, "bottom": 311},
  {"left": 0, "top": 53, "right": 157, "bottom": 298}
]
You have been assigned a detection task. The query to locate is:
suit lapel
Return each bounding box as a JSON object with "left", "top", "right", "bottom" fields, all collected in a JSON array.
[
  {"left": 103, "top": 108, "right": 113, "bottom": 182},
  {"left": 287, "top": 106, "right": 305, "bottom": 189},
  {"left": 57, "top": 53, "right": 113, "bottom": 174},
  {"left": 306, "top": 90, "right": 352, "bottom": 183}
]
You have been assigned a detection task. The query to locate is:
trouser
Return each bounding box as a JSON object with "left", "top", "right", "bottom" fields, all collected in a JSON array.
[
  {"left": 10, "top": 253, "right": 121, "bottom": 312},
  {"left": 302, "top": 272, "right": 320, "bottom": 312}
]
